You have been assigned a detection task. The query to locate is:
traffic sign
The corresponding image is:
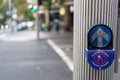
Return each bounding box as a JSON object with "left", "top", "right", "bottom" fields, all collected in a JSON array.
[
  {"left": 88, "top": 24, "right": 113, "bottom": 50},
  {"left": 86, "top": 50, "right": 115, "bottom": 70}
]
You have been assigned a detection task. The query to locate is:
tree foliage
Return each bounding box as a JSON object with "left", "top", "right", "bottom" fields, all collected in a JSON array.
[
  {"left": 12, "top": 0, "right": 27, "bottom": 16},
  {"left": 42, "top": 0, "right": 51, "bottom": 9},
  {"left": 24, "top": 9, "right": 35, "bottom": 21},
  {"left": 59, "top": 0, "right": 65, "bottom": 5},
  {"left": 42, "top": 0, "right": 65, "bottom": 9},
  {"left": 12, "top": 0, "right": 35, "bottom": 20},
  {"left": 0, "top": 0, "right": 8, "bottom": 23}
]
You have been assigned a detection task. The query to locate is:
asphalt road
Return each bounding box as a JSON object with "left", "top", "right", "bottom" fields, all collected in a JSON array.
[{"left": 0, "top": 41, "right": 72, "bottom": 80}]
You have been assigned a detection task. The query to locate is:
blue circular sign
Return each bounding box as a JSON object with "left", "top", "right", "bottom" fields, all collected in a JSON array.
[
  {"left": 86, "top": 50, "right": 115, "bottom": 70},
  {"left": 88, "top": 24, "right": 113, "bottom": 48}
]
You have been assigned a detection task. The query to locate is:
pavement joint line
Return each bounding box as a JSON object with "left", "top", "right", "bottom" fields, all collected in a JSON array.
[{"left": 47, "top": 39, "right": 73, "bottom": 72}]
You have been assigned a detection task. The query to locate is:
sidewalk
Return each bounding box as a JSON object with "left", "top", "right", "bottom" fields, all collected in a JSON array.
[
  {"left": 0, "top": 30, "right": 73, "bottom": 42},
  {"left": 40, "top": 31, "right": 73, "bottom": 39}
]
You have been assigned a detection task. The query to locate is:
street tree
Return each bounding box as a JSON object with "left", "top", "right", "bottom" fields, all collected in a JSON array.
[
  {"left": 12, "top": 0, "right": 35, "bottom": 21},
  {"left": 42, "top": 0, "right": 51, "bottom": 10},
  {"left": 0, "top": 0, "right": 8, "bottom": 23}
]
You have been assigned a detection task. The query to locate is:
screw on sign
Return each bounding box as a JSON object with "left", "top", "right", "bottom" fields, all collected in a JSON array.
[
  {"left": 86, "top": 50, "right": 114, "bottom": 70},
  {"left": 86, "top": 24, "right": 115, "bottom": 70},
  {"left": 88, "top": 24, "right": 113, "bottom": 50}
]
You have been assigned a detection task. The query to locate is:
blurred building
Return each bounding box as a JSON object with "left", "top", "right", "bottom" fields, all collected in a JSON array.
[
  {"left": 63, "top": 0, "right": 73, "bottom": 31},
  {"left": 27, "top": 0, "right": 120, "bottom": 31},
  {"left": 49, "top": 0, "right": 74, "bottom": 31}
]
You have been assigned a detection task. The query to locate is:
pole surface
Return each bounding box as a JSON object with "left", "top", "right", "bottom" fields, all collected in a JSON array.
[
  {"left": 8, "top": 0, "right": 13, "bottom": 33},
  {"left": 36, "top": 0, "right": 40, "bottom": 40},
  {"left": 73, "top": 0, "right": 118, "bottom": 80}
]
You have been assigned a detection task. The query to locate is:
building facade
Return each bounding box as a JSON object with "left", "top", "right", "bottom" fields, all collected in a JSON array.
[{"left": 63, "top": 0, "right": 73, "bottom": 31}]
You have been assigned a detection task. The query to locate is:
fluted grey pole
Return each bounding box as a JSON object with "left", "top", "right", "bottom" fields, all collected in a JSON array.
[
  {"left": 36, "top": 0, "right": 40, "bottom": 40},
  {"left": 8, "top": 0, "right": 13, "bottom": 33},
  {"left": 73, "top": 0, "right": 118, "bottom": 80}
]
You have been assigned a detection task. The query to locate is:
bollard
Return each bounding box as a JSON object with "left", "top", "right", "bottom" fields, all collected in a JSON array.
[{"left": 73, "top": 0, "right": 118, "bottom": 80}]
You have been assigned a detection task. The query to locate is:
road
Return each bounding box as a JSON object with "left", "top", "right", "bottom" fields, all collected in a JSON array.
[{"left": 0, "top": 41, "right": 72, "bottom": 80}]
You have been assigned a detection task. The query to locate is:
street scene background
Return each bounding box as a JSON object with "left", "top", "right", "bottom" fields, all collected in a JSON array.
[{"left": 0, "top": 0, "right": 120, "bottom": 80}]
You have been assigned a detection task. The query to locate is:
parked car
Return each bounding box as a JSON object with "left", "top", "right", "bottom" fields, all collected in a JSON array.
[
  {"left": 27, "top": 21, "right": 34, "bottom": 29},
  {"left": 16, "top": 22, "right": 28, "bottom": 31}
]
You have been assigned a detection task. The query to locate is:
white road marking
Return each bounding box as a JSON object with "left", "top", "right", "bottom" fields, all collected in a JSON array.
[
  {"left": 47, "top": 39, "right": 73, "bottom": 71},
  {"left": 119, "top": 59, "right": 120, "bottom": 62}
]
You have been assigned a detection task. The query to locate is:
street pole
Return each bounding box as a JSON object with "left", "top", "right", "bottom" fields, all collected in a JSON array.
[
  {"left": 36, "top": 0, "right": 40, "bottom": 40},
  {"left": 8, "top": 0, "right": 13, "bottom": 33},
  {"left": 73, "top": 0, "right": 118, "bottom": 80}
]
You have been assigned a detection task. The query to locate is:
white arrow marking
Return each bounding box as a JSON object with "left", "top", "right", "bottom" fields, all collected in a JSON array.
[{"left": 92, "top": 28, "right": 108, "bottom": 47}]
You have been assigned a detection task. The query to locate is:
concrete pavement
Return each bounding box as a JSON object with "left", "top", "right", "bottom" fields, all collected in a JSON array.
[
  {"left": 0, "top": 30, "right": 73, "bottom": 42},
  {"left": 0, "top": 30, "right": 36, "bottom": 41}
]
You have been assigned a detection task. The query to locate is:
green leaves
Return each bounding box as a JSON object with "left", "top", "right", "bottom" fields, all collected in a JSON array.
[
  {"left": 12, "top": 0, "right": 27, "bottom": 16},
  {"left": 42, "top": 0, "right": 51, "bottom": 9},
  {"left": 60, "top": 0, "right": 65, "bottom": 5},
  {"left": 0, "top": 1, "right": 8, "bottom": 23},
  {"left": 12, "top": 0, "right": 35, "bottom": 20},
  {"left": 24, "top": 9, "right": 35, "bottom": 21}
]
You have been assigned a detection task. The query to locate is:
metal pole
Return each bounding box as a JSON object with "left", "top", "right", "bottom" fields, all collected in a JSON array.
[
  {"left": 36, "top": 0, "right": 40, "bottom": 40},
  {"left": 73, "top": 0, "right": 118, "bottom": 80},
  {"left": 8, "top": 0, "right": 13, "bottom": 33},
  {"left": 114, "top": 0, "right": 119, "bottom": 73}
]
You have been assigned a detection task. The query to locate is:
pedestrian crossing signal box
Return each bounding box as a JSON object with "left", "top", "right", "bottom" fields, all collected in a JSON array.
[{"left": 88, "top": 24, "right": 113, "bottom": 50}]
